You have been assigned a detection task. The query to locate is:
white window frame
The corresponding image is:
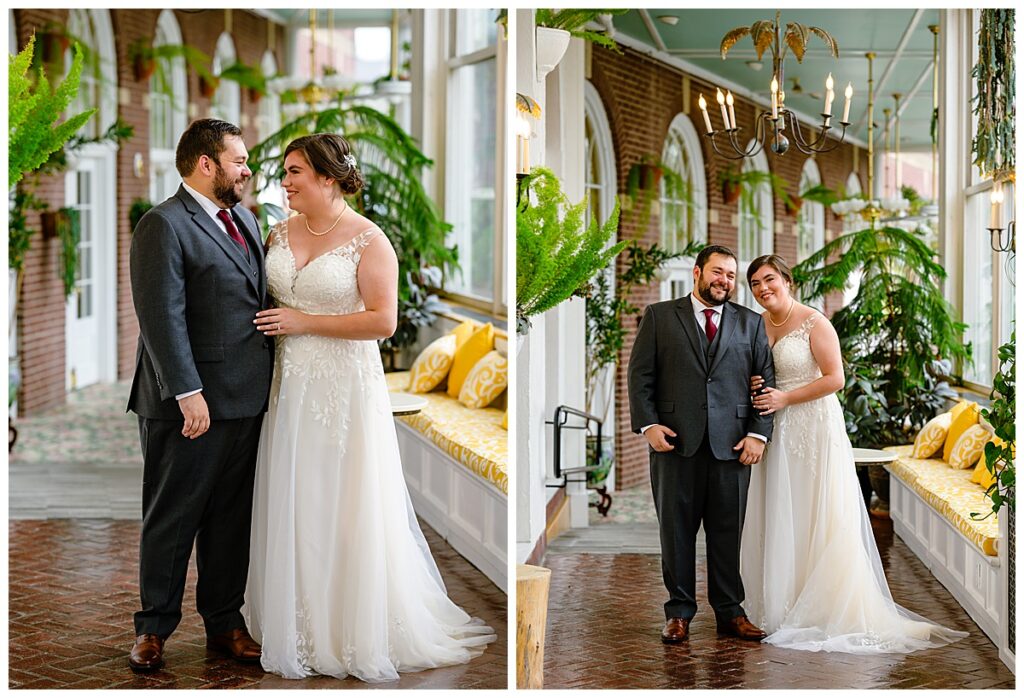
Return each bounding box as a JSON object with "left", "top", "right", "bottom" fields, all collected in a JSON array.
[
  {"left": 659, "top": 113, "right": 707, "bottom": 302},
  {"left": 797, "top": 158, "right": 825, "bottom": 263},
  {"left": 735, "top": 143, "right": 773, "bottom": 310},
  {"left": 66, "top": 9, "right": 117, "bottom": 139},
  {"left": 211, "top": 32, "right": 240, "bottom": 125},
  {"left": 149, "top": 9, "right": 188, "bottom": 204},
  {"left": 440, "top": 9, "right": 505, "bottom": 317}
]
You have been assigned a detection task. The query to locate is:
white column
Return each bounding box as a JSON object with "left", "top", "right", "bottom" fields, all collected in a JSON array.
[{"left": 515, "top": 8, "right": 550, "bottom": 563}]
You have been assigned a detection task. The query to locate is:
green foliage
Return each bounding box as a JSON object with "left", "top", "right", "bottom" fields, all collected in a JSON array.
[
  {"left": 718, "top": 166, "right": 794, "bottom": 226},
  {"left": 9, "top": 36, "right": 96, "bottom": 188},
  {"left": 624, "top": 155, "right": 692, "bottom": 231},
  {"left": 534, "top": 9, "right": 629, "bottom": 52},
  {"left": 8, "top": 190, "right": 48, "bottom": 273},
  {"left": 218, "top": 60, "right": 268, "bottom": 95},
  {"left": 517, "top": 167, "right": 627, "bottom": 332},
  {"left": 972, "top": 9, "right": 1015, "bottom": 181},
  {"left": 584, "top": 240, "right": 697, "bottom": 414},
  {"left": 793, "top": 222, "right": 970, "bottom": 447},
  {"left": 975, "top": 331, "right": 1015, "bottom": 519},
  {"left": 247, "top": 104, "right": 457, "bottom": 351},
  {"left": 900, "top": 185, "right": 928, "bottom": 216},
  {"left": 56, "top": 208, "right": 81, "bottom": 299},
  {"left": 129, "top": 199, "right": 154, "bottom": 234},
  {"left": 799, "top": 183, "right": 840, "bottom": 207},
  {"left": 37, "top": 118, "right": 134, "bottom": 176}
]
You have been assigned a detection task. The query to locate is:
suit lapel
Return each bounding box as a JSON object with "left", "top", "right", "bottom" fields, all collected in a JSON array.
[
  {"left": 177, "top": 187, "right": 260, "bottom": 296},
  {"left": 675, "top": 295, "right": 708, "bottom": 373},
  {"left": 708, "top": 302, "right": 738, "bottom": 375}
]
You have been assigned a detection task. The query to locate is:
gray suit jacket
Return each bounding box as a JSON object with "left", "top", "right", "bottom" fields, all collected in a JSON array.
[
  {"left": 127, "top": 186, "right": 274, "bottom": 421},
  {"left": 627, "top": 295, "right": 776, "bottom": 461}
]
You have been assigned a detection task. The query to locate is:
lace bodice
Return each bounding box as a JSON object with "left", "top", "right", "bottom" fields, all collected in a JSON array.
[
  {"left": 265, "top": 220, "right": 378, "bottom": 316},
  {"left": 771, "top": 314, "right": 823, "bottom": 392}
]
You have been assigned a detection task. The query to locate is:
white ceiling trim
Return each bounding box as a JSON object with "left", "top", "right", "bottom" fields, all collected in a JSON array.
[
  {"left": 876, "top": 59, "right": 936, "bottom": 146},
  {"left": 854, "top": 8, "right": 925, "bottom": 132},
  {"left": 638, "top": 10, "right": 668, "bottom": 52},
  {"left": 609, "top": 30, "right": 869, "bottom": 149}
]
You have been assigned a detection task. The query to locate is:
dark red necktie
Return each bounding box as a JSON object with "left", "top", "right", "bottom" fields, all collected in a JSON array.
[
  {"left": 216, "top": 209, "right": 248, "bottom": 254},
  {"left": 703, "top": 308, "right": 718, "bottom": 343}
]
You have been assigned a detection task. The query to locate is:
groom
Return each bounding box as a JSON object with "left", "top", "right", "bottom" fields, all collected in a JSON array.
[
  {"left": 627, "top": 245, "right": 775, "bottom": 644},
  {"left": 126, "top": 119, "right": 273, "bottom": 671}
]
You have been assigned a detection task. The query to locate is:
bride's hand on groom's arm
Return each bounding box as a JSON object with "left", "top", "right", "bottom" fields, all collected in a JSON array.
[
  {"left": 753, "top": 386, "right": 788, "bottom": 415},
  {"left": 255, "top": 307, "right": 310, "bottom": 336}
]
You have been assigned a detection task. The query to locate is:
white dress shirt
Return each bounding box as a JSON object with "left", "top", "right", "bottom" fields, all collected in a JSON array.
[{"left": 641, "top": 294, "right": 767, "bottom": 444}]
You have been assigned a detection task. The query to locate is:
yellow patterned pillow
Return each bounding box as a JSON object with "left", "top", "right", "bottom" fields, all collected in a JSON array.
[
  {"left": 407, "top": 334, "right": 457, "bottom": 393},
  {"left": 502, "top": 409, "right": 508, "bottom": 430},
  {"left": 447, "top": 323, "right": 495, "bottom": 398},
  {"left": 971, "top": 436, "right": 1007, "bottom": 488},
  {"left": 948, "top": 424, "right": 991, "bottom": 469},
  {"left": 944, "top": 402, "right": 980, "bottom": 461},
  {"left": 458, "top": 350, "right": 508, "bottom": 408},
  {"left": 912, "top": 412, "right": 952, "bottom": 458}
]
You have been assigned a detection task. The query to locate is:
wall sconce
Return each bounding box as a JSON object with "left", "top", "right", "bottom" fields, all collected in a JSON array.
[
  {"left": 989, "top": 179, "right": 1015, "bottom": 253},
  {"left": 515, "top": 93, "right": 541, "bottom": 176}
]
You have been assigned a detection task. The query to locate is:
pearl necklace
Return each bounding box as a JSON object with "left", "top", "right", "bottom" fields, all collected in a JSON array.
[
  {"left": 768, "top": 299, "right": 795, "bottom": 327},
  {"left": 304, "top": 203, "right": 348, "bottom": 237}
]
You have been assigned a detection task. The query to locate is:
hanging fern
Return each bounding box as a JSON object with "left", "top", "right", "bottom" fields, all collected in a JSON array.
[{"left": 971, "top": 9, "right": 1015, "bottom": 181}]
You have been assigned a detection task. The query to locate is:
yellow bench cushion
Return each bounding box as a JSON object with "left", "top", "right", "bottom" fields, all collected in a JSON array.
[
  {"left": 885, "top": 445, "right": 1000, "bottom": 556},
  {"left": 386, "top": 371, "right": 507, "bottom": 495}
]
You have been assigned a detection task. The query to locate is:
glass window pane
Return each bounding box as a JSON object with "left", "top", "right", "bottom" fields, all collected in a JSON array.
[
  {"left": 455, "top": 9, "right": 497, "bottom": 55},
  {"left": 446, "top": 58, "right": 496, "bottom": 301}
]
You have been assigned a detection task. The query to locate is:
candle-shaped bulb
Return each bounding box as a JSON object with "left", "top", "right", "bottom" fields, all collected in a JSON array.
[
  {"left": 844, "top": 82, "right": 853, "bottom": 99},
  {"left": 698, "top": 94, "right": 713, "bottom": 134},
  {"left": 725, "top": 90, "right": 736, "bottom": 130},
  {"left": 823, "top": 73, "right": 834, "bottom": 117},
  {"left": 771, "top": 77, "right": 779, "bottom": 94},
  {"left": 842, "top": 82, "right": 853, "bottom": 123},
  {"left": 825, "top": 73, "right": 834, "bottom": 91},
  {"left": 716, "top": 88, "right": 729, "bottom": 132}
]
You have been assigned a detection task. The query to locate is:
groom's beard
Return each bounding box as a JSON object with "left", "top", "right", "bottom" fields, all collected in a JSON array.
[
  {"left": 212, "top": 164, "right": 247, "bottom": 207},
  {"left": 697, "top": 274, "right": 733, "bottom": 306}
]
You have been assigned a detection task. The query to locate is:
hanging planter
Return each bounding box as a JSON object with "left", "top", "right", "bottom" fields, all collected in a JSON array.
[
  {"left": 249, "top": 87, "right": 265, "bottom": 104},
  {"left": 39, "top": 29, "right": 71, "bottom": 67},
  {"left": 535, "top": 26, "right": 571, "bottom": 82},
  {"left": 785, "top": 194, "right": 803, "bottom": 216},
  {"left": 133, "top": 53, "right": 156, "bottom": 82},
  {"left": 971, "top": 9, "right": 1015, "bottom": 182},
  {"left": 198, "top": 74, "right": 219, "bottom": 98}
]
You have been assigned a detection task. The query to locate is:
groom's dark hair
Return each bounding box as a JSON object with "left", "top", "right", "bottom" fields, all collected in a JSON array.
[
  {"left": 695, "top": 244, "right": 737, "bottom": 270},
  {"left": 176, "top": 118, "right": 243, "bottom": 177}
]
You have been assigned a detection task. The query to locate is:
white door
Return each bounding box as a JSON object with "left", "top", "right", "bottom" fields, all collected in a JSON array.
[{"left": 65, "top": 149, "right": 116, "bottom": 391}]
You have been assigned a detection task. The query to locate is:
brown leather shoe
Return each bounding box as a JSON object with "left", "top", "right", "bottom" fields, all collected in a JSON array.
[
  {"left": 128, "top": 634, "right": 165, "bottom": 672},
  {"left": 206, "top": 627, "right": 262, "bottom": 663},
  {"left": 716, "top": 615, "right": 767, "bottom": 641},
  {"left": 661, "top": 617, "right": 690, "bottom": 644}
]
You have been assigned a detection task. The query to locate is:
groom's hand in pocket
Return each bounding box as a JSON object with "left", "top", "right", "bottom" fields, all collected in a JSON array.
[
  {"left": 644, "top": 424, "right": 677, "bottom": 452},
  {"left": 733, "top": 436, "right": 765, "bottom": 465},
  {"left": 178, "top": 393, "right": 211, "bottom": 439}
]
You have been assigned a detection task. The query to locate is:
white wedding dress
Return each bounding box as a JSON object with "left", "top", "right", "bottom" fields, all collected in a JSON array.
[
  {"left": 740, "top": 313, "right": 967, "bottom": 654},
  {"left": 243, "top": 221, "right": 495, "bottom": 682}
]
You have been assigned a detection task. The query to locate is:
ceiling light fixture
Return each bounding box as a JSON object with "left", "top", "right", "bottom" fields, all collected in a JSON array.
[
  {"left": 698, "top": 11, "right": 851, "bottom": 159},
  {"left": 657, "top": 15, "right": 679, "bottom": 26}
]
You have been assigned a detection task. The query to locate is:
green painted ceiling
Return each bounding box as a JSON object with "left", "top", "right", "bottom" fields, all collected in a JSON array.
[{"left": 611, "top": 9, "right": 941, "bottom": 150}]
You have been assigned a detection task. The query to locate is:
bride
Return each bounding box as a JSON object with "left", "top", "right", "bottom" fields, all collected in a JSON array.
[
  {"left": 739, "top": 254, "right": 966, "bottom": 654},
  {"left": 242, "top": 133, "right": 495, "bottom": 681}
]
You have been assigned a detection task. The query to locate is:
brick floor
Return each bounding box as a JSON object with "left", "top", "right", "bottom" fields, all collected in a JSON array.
[
  {"left": 9, "top": 519, "right": 507, "bottom": 689},
  {"left": 544, "top": 495, "right": 1014, "bottom": 689}
]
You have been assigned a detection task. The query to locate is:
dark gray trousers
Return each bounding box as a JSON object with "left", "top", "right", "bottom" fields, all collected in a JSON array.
[
  {"left": 134, "top": 414, "right": 262, "bottom": 638},
  {"left": 650, "top": 434, "right": 751, "bottom": 622}
]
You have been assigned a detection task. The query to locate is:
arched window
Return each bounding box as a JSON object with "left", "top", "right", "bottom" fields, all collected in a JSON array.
[
  {"left": 797, "top": 158, "right": 824, "bottom": 262},
  {"left": 149, "top": 10, "right": 188, "bottom": 203},
  {"left": 735, "top": 144, "right": 773, "bottom": 309},
  {"left": 659, "top": 113, "right": 707, "bottom": 300},
  {"left": 841, "top": 171, "right": 864, "bottom": 306},
  {"left": 66, "top": 10, "right": 117, "bottom": 139},
  {"left": 583, "top": 82, "right": 615, "bottom": 229},
  {"left": 256, "top": 50, "right": 285, "bottom": 217},
  {"left": 210, "top": 32, "right": 240, "bottom": 124}
]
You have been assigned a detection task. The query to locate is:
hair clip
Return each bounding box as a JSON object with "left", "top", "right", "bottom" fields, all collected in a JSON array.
[{"left": 343, "top": 153, "right": 357, "bottom": 169}]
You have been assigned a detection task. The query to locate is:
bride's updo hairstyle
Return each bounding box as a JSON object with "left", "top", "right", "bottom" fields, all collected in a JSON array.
[
  {"left": 747, "top": 254, "right": 796, "bottom": 291},
  {"left": 284, "top": 133, "right": 365, "bottom": 196}
]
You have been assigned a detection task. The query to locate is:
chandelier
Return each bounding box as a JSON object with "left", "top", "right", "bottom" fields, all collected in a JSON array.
[{"left": 698, "top": 11, "right": 852, "bottom": 159}]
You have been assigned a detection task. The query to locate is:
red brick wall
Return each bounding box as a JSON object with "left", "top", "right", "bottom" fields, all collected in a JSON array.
[
  {"left": 13, "top": 10, "right": 285, "bottom": 414},
  {"left": 591, "top": 46, "right": 867, "bottom": 491}
]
